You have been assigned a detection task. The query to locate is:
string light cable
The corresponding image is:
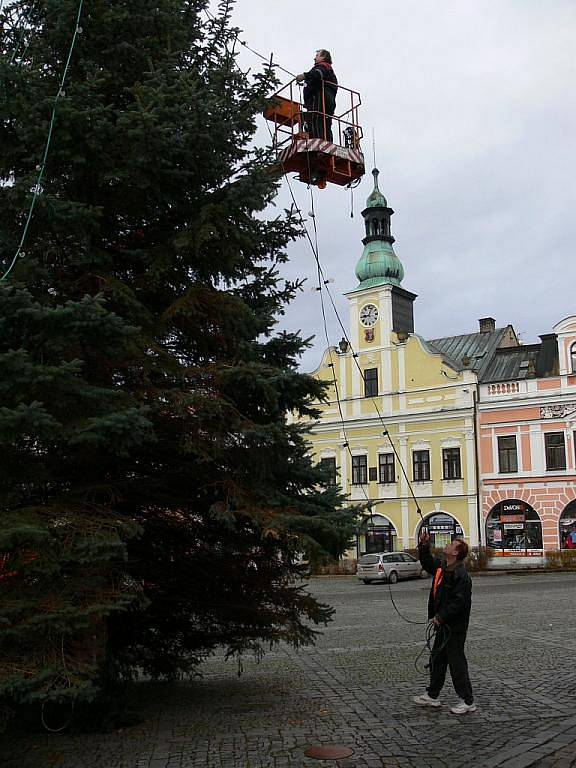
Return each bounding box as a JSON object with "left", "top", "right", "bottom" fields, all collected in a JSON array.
[
  {"left": 270, "top": 121, "right": 425, "bottom": 523},
  {"left": 1, "top": 0, "right": 85, "bottom": 282},
  {"left": 307, "top": 179, "right": 375, "bottom": 522},
  {"left": 202, "top": 5, "right": 295, "bottom": 79},
  {"left": 298, "top": 157, "right": 429, "bottom": 630},
  {"left": 263, "top": 110, "right": 422, "bottom": 516},
  {"left": 6, "top": 0, "right": 37, "bottom": 66},
  {"left": 269, "top": 131, "right": 440, "bottom": 633},
  {"left": 414, "top": 620, "right": 452, "bottom": 675}
]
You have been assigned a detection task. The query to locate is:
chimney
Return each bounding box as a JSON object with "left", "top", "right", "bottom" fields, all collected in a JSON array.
[
  {"left": 479, "top": 317, "right": 495, "bottom": 334},
  {"left": 538, "top": 333, "right": 558, "bottom": 376}
]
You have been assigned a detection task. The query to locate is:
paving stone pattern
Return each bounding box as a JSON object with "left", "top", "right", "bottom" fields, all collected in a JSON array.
[{"left": 3, "top": 573, "right": 576, "bottom": 767}]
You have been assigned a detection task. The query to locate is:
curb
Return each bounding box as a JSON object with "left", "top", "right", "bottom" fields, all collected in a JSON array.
[{"left": 311, "top": 569, "right": 576, "bottom": 579}]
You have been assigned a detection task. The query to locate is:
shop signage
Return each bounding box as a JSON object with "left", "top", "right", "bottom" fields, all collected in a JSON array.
[
  {"left": 503, "top": 523, "right": 523, "bottom": 530},
  {"left": 501, "top": 514, "right": 524, "bottom": 523},
  {"left": 502, "top": 502, "right": 525, "bottom": 514}
]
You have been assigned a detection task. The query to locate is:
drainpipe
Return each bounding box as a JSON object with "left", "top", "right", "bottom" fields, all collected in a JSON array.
[{"left": 473, "top": 384, "right": 483, "bottom": 547}]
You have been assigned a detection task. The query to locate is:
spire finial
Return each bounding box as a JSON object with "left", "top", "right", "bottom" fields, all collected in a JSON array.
[{"left": 365, "top": 167, "right": 387, "bottom": 208}]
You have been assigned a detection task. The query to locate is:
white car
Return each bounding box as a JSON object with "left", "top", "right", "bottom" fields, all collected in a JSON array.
[{"left": 356, "top": 552, "right": 424, "bottom": 584}]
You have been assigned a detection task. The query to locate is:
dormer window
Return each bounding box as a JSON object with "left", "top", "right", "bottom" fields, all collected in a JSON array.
[{"left": 571, "top": 342, "right": 576, "bottom": 373}]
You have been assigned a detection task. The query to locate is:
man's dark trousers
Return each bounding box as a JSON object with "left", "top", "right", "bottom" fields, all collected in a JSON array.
[{"left": 428, "top": 628, "right": 474, "bottom": 705}]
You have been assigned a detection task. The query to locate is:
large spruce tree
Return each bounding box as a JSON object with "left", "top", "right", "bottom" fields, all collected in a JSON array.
[{"left": 0, "top": 0, "right": 358, "bottom": 723}]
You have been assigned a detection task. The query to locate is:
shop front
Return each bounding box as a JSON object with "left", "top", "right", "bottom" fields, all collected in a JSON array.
[
  {"left": 417, "top": 513, "right": 463, "bottom": 549},
  {"left": 357, "top": 514, "right": 398, "bottom": 556},
  {"left": 559, "top": 501, "right": 576, "bottom": 549},
  {"left": 486, "top": 499, "right": 543, "bottom": 567}
]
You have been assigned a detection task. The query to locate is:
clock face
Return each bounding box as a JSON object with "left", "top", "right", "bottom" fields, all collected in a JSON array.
[{"left": 359, "top": 303, "right": 379, "bottom": 328}]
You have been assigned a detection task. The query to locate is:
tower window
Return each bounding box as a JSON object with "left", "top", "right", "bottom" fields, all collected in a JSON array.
[
  {"left": 571, "top": 343, "right": 576, "bottom": 373},
  {"left": 364, "top": 368, "right": 378, "bottom": 397}
]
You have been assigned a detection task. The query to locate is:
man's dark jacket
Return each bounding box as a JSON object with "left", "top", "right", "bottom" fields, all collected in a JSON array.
[
  {"left": 418, "top": 543, "right": 472, "bottom": 633},
  {"left": 303, "top": 62, "right": 338, "bottom": 114}
]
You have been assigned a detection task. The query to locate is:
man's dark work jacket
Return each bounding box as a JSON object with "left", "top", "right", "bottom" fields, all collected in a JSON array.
[
  {"left": 303, "top": 62, "right": 338, "bottom": 114},
  {"left": 418, "top": 543, "right": 472, "bottom": 633}
]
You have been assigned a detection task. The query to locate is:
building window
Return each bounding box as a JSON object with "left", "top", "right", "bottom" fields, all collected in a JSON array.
[
  {"left": 364, "top": 368, "right": 378, "bottom": 397},
  {"left": 320, "top": 457, "right": 337, "bottom": 486},
  {"left": 545, "top": 432, "right": 566, "bottom": 471},
  {"left": 352, "top": 455, "right": 368, "bottom": 485},
  {"left": 413, "top": 450, "right": 430, "bottom": 482},
  {"left": 498, "top": 436, "right": 518, "bottom": 473},
  {"left": 571, "top": 343, "right": 576, "bottom": 374},
  {"left": 442, "top": 447, "right": 462, "bottom": 480},
  {"left": 378, "top": 453, "right": 395, "bottom": 484}
]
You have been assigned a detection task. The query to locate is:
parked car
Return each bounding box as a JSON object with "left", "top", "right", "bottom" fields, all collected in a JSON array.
[{"left": 356, "top": 552, "right": 424, "bottom": 584}]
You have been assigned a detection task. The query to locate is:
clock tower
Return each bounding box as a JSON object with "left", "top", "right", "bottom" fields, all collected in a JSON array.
[{"left": 344, "top": 168, "right": 416, "bottom": 353}]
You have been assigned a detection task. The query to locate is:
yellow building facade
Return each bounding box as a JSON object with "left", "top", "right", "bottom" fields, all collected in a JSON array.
[{"left": 303, "top": 170, "right": 480, "bottom": 556}]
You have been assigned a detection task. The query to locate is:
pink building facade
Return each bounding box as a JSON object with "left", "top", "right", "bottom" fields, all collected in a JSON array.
[{"left": 478, "top": 316, "right": 576, "bottom": 566}]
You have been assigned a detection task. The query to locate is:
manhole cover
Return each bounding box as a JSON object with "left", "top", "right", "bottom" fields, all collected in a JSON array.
[{"left": 304, "top": 745, "right": 354, "bottom": 760}]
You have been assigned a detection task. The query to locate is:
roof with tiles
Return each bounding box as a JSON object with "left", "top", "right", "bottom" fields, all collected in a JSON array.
[
  {"left": 426, "top": 325, "right": 559, "bottom": 383},
  {"left": 481, "top": 336, "right": 559, "bottom": 382}
]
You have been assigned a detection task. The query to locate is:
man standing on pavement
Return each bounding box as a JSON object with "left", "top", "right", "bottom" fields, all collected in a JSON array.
[{"left": 413, "top": 531, "right": 476, "bottom": 715}]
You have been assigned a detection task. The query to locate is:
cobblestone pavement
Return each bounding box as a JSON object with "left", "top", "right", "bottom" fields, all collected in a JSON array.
[{"left": 3, "top": 573, "right": 576, "bottom": 768}]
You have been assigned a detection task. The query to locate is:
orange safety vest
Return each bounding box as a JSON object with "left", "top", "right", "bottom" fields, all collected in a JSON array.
[{"left": 432, "top": 567, "right": 443, "bottom": 598}]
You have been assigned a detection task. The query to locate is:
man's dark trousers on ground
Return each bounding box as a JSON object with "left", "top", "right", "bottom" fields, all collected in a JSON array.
[{"left": 428, "top": 626, "right": 474, "bottom": 704}]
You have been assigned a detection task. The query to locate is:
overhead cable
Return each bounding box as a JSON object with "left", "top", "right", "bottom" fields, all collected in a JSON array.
[{"left": 1, "top": 0, "right": 85, "bottom": 282}]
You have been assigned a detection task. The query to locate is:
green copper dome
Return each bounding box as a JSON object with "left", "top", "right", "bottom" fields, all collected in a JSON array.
[
  {"left": 355, "top": 240, "right": 404, "bottom": 288},
  {"left": 352, "top": 167, "right": 404, "bottom": 291},
  {"left": 365, "top": 168, "right": 387, "bottom": 207}
]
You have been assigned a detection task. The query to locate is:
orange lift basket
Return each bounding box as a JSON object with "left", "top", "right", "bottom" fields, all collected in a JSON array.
[{"left": 264, "top": 79, "right": 365, "bottom": 190}]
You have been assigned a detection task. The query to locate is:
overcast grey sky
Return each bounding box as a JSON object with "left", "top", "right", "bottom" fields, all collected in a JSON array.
[{"left": 228, "top": 0, "right": 576, "bottom": 371}]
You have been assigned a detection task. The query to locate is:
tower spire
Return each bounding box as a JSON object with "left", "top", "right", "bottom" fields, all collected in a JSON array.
[{"left": 353, "top": 168, "right": 404, "bottom": 290}]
